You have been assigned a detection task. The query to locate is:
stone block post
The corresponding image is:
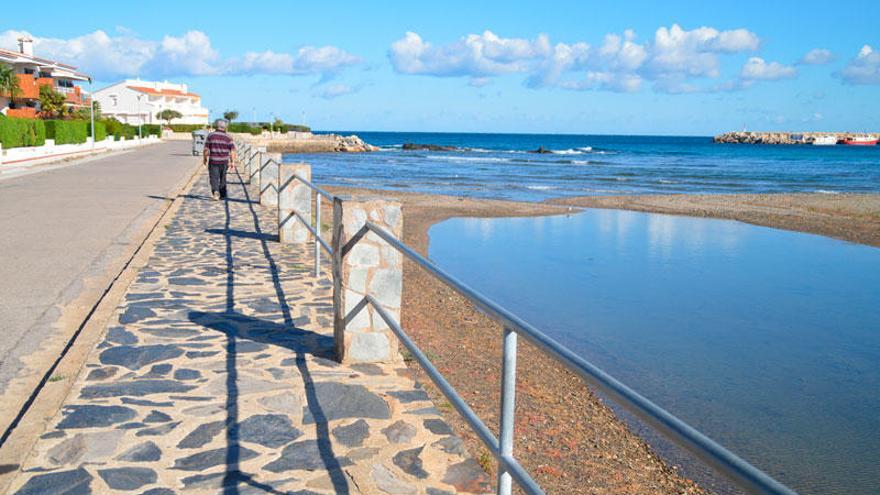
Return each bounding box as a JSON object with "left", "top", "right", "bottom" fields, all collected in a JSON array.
[
  {"left": 250, "top": 146, "right": 266, "bottom": 184},
  {"left": 260, "top": 152, "right": 281, "bottom": 207},
  {"left": 332, "top": 197, "right": 403, "bottom": 363},
  {"left": 278, "top": 162, "right": 312, "bottom": 244}
]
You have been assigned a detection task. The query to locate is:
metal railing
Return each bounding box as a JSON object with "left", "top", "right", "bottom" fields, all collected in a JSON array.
[{"left": 232, "top": 140, "right": 799, "bottom": 495}]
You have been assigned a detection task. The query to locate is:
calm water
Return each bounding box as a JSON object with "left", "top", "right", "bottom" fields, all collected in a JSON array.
[
  {"left": 299, "top": 132, "right": 880, "bottom": 200},
  {"left": 428, "top": 212, "right": 880, "bottom": 495}
]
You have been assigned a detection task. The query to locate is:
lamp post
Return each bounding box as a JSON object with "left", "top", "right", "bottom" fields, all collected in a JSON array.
[
  {"left": 137, "top": 94, "right": 143, "bottom": 138},
  {"left": 89, "top": 78, "right": 95, "bottom": 150}
]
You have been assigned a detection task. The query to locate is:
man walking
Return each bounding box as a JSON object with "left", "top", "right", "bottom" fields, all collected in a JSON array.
[{"left": 203, "top": 119, "right": 237, "bottom": 200}]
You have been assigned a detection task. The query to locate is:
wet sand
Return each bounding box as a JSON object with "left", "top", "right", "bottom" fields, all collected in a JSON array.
[
  {"left": 326, "top": 187, "right": 879, "bottom": 494},
  {"left": 552, "top": 193, "right": 880, "bottom": 248}
]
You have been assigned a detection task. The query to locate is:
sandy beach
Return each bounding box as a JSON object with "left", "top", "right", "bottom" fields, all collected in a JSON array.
[{"left": 323, "top": 187, "right": 879, "bottom": 494}]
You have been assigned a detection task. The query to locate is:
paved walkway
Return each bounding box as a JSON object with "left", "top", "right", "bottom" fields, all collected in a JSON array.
[
  {"left": 8, "top": 169, "right": 489, "bottom": 494},
  {"left": 0, "top": 142, "right": 196, "bottom": 398}
]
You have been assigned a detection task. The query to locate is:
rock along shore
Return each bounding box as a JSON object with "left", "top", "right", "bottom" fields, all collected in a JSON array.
[
  {"left": 714, "top": 131, "right": 879, "bottom": 145},
  {"left": 234, "top": 131, "right": 379, "bottom": 153}
]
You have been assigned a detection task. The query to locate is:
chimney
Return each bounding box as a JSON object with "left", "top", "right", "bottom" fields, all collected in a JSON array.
[{"left": 18, "top": 37, "right": 33, "bottom": 57}]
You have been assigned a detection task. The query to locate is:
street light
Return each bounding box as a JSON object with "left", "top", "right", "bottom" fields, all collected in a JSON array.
[{"left": 137, "top": 94, "right": 143, "bottom": 138}]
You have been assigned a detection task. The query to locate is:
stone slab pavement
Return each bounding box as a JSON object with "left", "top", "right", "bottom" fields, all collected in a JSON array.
[
  {"left": 0, "top": 141, "right": 198, "bottom": 399},
  {"left": 6, "top": 167, "right": 491, "bottom": 494}
]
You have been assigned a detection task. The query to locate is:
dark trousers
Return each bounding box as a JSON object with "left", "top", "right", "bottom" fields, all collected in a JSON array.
[{"left": 208, "top": 163, "right": 228, "bottom": 198}]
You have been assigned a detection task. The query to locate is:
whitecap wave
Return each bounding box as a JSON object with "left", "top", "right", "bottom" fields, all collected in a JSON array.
[
  {"left": 814, "top": 189, "right": 839, "bottom": 194},
  {"left": 525, "top": 185, "right": 557, "bottom": 190},
  {"left": 426, "top": 155, "right": 512, "bottom": 163}
]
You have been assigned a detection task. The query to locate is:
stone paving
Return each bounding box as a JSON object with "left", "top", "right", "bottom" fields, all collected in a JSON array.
[{"left": 8, "top": 170, "right": 490, "bottom": 494}]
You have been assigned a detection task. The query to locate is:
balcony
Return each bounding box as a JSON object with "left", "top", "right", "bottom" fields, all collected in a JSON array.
[{"left": 6, "top": 107, "right": 37, "bottom": 119}]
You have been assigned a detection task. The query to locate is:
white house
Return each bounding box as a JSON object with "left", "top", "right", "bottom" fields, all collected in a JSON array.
[{"left": 93, "top": 79, "right": 209, "bottom": 126}]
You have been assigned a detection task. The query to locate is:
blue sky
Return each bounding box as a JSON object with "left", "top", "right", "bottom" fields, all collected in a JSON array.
[{"left": 2, "top": 0, "right": 879, "bottom": 135}]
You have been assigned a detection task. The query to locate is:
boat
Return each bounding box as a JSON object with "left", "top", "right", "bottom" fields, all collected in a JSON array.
[
  {"left": 813, "top": 135, "right": 838, "bottom": 146},
  {"left": 843, "top": 135, "right": 879, "bottom": 146}
]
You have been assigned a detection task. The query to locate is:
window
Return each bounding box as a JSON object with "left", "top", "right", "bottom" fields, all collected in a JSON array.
[
  {"left": 109, "top": 95, "right": 118, "bottom": 107},
  {"left": 22, "top": 67, "right": 35, "bottom": 75},
  {"left": 38, "top": 71, "right": 51, "bottom": 78}
]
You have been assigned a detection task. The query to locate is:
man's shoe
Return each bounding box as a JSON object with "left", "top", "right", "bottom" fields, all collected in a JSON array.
[{"left": 212, "top": 192, "right": 220, "bottom": 201}]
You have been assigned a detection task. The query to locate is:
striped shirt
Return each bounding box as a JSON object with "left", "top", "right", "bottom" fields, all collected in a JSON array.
[{"left": 205, "top": 131, "right": 236, "bottom": 165}]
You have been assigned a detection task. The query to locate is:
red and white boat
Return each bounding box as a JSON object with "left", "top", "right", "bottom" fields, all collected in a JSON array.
[{"left": 843, "top": 135, "right": 878, "bottom": 146}]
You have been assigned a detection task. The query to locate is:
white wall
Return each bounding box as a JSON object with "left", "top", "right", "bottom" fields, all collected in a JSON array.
[{"left": 94, "top": 82, "right": 208, "bottom": 126}]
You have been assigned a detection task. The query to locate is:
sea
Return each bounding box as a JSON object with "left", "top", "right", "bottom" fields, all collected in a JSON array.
[
  {"left": 286, "top": 132, "right": 880, "bottom": 495},
  {"left": 299, "top": 132, "right": 880, "bottom": 200}
]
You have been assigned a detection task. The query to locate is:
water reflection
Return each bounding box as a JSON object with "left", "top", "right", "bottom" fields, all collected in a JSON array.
[{"left": 428, "top": 210, "right": 880, "bottom": 495}]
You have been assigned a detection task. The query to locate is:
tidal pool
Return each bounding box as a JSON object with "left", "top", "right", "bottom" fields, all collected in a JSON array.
[{"left": 427, "top": 210, "right": 879, "bottom": 495}]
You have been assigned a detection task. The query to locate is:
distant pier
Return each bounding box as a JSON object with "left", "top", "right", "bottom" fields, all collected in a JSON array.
[{"left": 714, "top": 131, "right": 879, "bottom": 145}]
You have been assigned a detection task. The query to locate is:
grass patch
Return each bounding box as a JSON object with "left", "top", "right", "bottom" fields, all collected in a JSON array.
[
  {"left": 48, "top": 374, "right": 66, "bottom": 383},
  {"left": 478, "top": 450, "right": 493, "bottom": 472}
]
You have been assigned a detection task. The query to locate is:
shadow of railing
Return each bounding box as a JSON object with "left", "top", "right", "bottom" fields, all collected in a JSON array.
[{"left": 185, "top": 168, "right": 349, "bottom": 494}]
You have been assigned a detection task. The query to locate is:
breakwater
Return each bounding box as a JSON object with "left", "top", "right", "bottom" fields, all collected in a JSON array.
[
  {"left": 234, "top": 131, "right": 377, "bottom": 153},
  {"left": 714, "top": 131, "right": 879, "bottom": 145}
]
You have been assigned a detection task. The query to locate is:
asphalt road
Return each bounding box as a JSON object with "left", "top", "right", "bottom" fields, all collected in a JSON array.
[{"left": 0, "top": 141, "right": 199, "bottom": 394}]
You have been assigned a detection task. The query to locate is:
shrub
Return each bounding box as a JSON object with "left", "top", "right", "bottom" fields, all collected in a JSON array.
[
  {"left": 142, "top": 124, "right": 162, "bottom": 137},
  {"left": 44, "top": 120, "right": 88, "bottom": 145},
  {"left": 87, "top": 121, "right": 107, "bottom": 142},
  {"left": 0, "top": 115, "right": 47, "bottom": 148},
  {"left": 228, "top": 122, "right": 262, "bottom": 135},
  {"left": 169, "top": 124, "right": 205, "bottom": 133}
]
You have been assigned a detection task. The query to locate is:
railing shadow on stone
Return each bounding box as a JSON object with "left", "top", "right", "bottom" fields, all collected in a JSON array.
[
  {"left": 185, "top": 160, "right": 350, "bottom": 494},
  {"left": 234, "top": 141, "right": 801, "bottom": 495}
]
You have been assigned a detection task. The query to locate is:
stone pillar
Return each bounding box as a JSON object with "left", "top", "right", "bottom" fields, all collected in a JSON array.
[
  {"left": 250, "top": 146, "right": 266, "bottom": 185},
  {"left": 260, "top": 152, "right": 281, "bottom": 207},
  {"left": 278, "top": 162, "right": 312, "bottom": 244},
  {"left": 333, "top": 197, "right": 403, "bottom": 363}
]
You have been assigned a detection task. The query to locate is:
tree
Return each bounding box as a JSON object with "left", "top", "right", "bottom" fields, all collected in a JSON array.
[
  {"left": 0, "top": 64, "right": 21, "bottom": 108},
  {"left": 223, "top": 110, "right": 238, "bottom": 122},
  {"left": 272, "top": 117, "right": 285, "bottom": 133},
  {"left": 156, "top": 109, "right": 183, "bottom": 126},
  {"left": 39, "top": 85, "right": 67, "bottom": 118}
]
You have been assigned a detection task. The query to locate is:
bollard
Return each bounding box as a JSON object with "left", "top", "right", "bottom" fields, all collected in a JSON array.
[
  {"left": 278, "top": 162, "right": 312, "bottom": 244},
  {"left": 260, "top": 152, "right": 281, "bottom": 207},
  {"left": 332, "top": 197, "right": 403, "bottom": 363}
]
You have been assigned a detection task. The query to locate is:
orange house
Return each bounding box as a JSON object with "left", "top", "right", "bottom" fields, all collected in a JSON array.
[{"left": 0, "top": 37, "right": 91, "bottom": 119}]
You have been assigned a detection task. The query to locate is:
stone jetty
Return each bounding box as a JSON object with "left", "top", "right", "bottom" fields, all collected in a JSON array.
[
  {"left": 6, "top": 164, "right": 488, "bottom": 494},
  {"left": 237, "top": 132, "right": 379, "bottom": 153},
  {"left": 714, "top": 131, "right": 879, "bottom": 144}
]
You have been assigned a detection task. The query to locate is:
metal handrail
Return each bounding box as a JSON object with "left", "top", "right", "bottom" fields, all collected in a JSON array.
[
  {"left": 347, "top": 221, "right": 798, "bottom": 495},
  {"left": 230, "top": 141, "right": 798, "bottom": 495}
]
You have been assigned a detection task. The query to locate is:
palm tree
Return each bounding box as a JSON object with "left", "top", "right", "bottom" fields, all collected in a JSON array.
[{"left": 0, "top": 64, "right": 21, "bottom": 111}]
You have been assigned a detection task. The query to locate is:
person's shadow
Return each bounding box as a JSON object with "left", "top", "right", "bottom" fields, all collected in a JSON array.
[{"left": 187, "top": 169, "right": 349, "bottom": 494}]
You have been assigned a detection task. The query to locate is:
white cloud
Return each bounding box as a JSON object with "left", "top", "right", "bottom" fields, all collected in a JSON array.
[
  {"left": 837, "top": 45, "right": 880, "bottom": 84},
  {"left": 389, "top": 24, "right": 763, "bottom": 94},
  {"left": 740, "top": 57, "right": 797, "bottom": 80},
  {"left": 799, "top": 48, "right": 833, "bottom": 65},
  {"left": 389, "top": 30, "right": 549, "bottom": 77},
  {"left": 315, "top": 83, "right": 359, "bottom": 99},
  {"left": 0, "top": 29, "right": 361, "bottom": 81}
]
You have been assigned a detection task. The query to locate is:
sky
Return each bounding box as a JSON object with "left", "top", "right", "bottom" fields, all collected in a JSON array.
[{"left": 2, "top": 0, "right": 879, "bottom": 135}]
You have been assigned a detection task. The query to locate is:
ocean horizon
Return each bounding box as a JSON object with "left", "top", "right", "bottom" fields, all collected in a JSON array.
[{"left": 293, "top": 131, "right": 880, "bottom": 201}]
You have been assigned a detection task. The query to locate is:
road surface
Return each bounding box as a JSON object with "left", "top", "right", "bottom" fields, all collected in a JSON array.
[{"left": 0, "top": 141, "right": 198, "bottom": 396}]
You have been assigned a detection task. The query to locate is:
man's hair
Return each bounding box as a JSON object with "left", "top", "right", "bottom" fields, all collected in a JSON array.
[{"left": 214, "top": 119, "right": 228, "bottom": 131}]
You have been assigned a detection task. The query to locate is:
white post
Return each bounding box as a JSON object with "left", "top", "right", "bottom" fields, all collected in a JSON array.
[
  {"left": 260, "top": 152, "right": 281, "bottom": 207},
  {"left": 89, "top": 79, "right": 95, "bottom": 150}
]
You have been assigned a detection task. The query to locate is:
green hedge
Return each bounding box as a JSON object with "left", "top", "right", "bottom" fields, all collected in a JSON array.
[
  {"left": 0, "top": 116, "right": 47, "bottom": 148},
  {"left": 228, "top": 122, "right": 262, "bottom": 135},
  {"left": 169, "top": 124, "right": 205, "bottom": 133},
  {"left": 102, "top": 119, "right": 138, "bottom": 141},
  {"left": 44, "top": 120, "right": 89, "bottom": 145},
  {"left": 87, "top": 121, "right": 107, "bottom": 142},
  {"left": 142, "top": 124, "right": 162, "bottom": 137}
]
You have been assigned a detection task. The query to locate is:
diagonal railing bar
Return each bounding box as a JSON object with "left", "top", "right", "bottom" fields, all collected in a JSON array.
[{"left": 230, "top": 138, "right": 798, "bottom": 495}]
